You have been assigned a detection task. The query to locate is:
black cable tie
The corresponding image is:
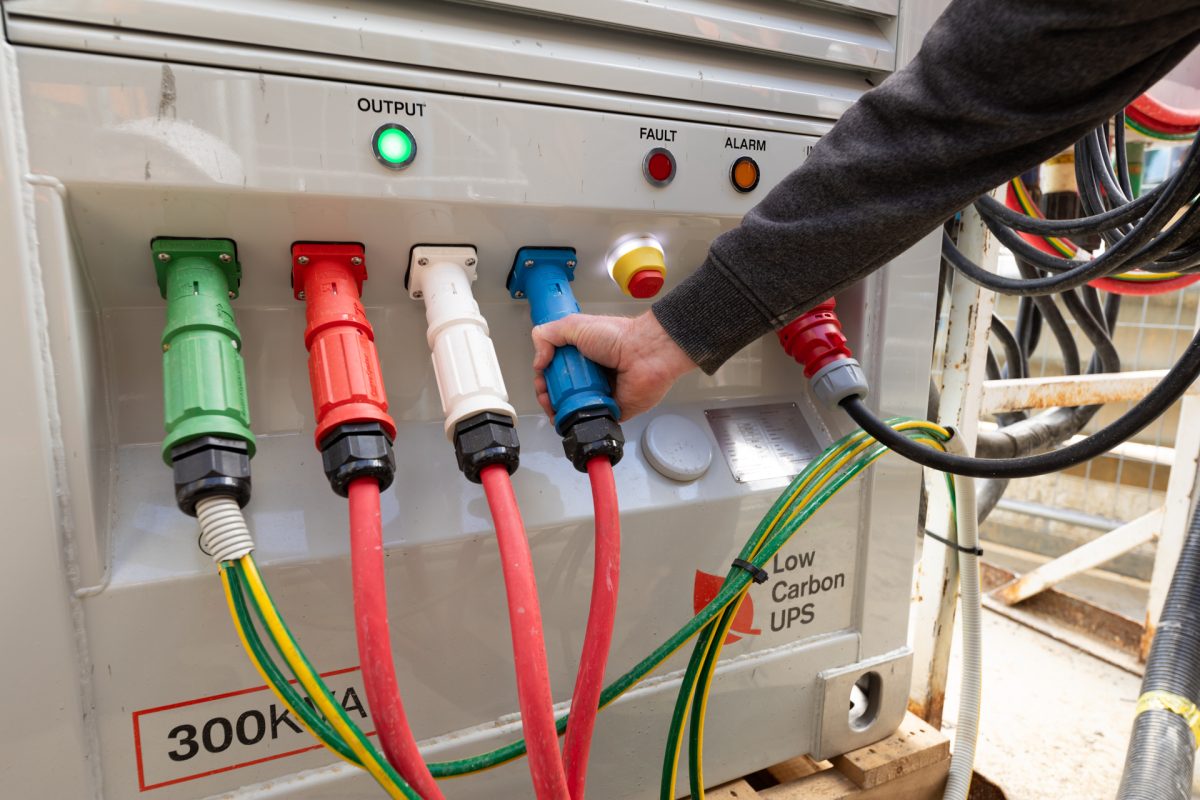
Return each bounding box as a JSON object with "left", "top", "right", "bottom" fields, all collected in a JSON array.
[
  {"left": 732, "top": 558, "right": 769, "bottom": 584},
  {"left": 922, "top": 529, "right": 984, "bottom": 557}
]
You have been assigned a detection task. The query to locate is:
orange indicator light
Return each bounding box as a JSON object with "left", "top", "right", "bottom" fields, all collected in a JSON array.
[{"left": 730, "top": 156, "right": 760, "bottom": 193}]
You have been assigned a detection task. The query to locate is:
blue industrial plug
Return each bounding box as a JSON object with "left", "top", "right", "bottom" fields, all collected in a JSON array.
[
  {"left": 508, "top": 247, "right": 621, "bottom": 431},
  {"left": 508, "top": 246, "right": 624, "bottom": 470}
]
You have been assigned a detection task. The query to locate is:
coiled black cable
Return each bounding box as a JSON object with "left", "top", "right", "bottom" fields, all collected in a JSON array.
[
  {"left": 840, "top": 315, "right": 1200, "bottom": 478},
  {"left": 894, "top": 116, "right": 1199, "bottom": 490},
  {"left": 949, "top": 132, "right": 1200, "bottom": 296},
  {"left": 950, "top": 181, "right": 1200, "bottom": 294},
  {"left": 976, "top": 188, "right": 1156, "bottom": 237}
]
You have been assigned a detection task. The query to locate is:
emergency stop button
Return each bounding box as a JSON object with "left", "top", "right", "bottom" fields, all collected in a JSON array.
[{"left": 607, "top": 236, "right": 666, "bottom": 299}]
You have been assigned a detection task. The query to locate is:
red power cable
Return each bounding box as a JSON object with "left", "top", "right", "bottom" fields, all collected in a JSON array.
[
  {"left": 1087, "top": 275, "right": 1200, "bottom": 296},
  {"left": 1129, "top": 95, "right": 1200, "bottom": 134},
  {"left": 562, "top": 457, "right": 621, "bottom": 799},
  {"left": 348, "top": 478, "right": 445, "bottom": 800},
  {"left": 479, "top": 464, "right": 570, "bottom": 800}
]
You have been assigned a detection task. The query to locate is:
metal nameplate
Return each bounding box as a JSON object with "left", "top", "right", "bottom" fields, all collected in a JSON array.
[{"left": 704, "top": 403, "right": 819, "bottom": 483}]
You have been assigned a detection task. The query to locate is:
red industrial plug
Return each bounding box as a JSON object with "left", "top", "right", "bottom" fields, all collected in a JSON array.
[
  {"left": 778, "top": 297, "right": 868, "bottom": 406},
  {"left": 292, "top": 243, "right": 443, "bottom": 800},
  {"left": 292, "top": 243, "right": 396, "bottom": 450},
  {"left": 777, "top": 298, "right": 853, "bottom": 378}
]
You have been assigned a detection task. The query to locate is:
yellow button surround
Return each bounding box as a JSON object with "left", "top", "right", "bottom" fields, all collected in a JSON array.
[{"left": 607, "top": 237, "right": 667, "bottom": 298}]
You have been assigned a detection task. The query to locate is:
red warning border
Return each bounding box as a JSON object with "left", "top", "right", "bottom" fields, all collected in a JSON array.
[{"left": 132, "top": 665, "right": 369, "bottom": 792}]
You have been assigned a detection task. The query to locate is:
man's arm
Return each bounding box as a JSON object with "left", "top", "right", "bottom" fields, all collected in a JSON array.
[{"left": 653, "top": 0, "right": 1200, "bottom": 373}]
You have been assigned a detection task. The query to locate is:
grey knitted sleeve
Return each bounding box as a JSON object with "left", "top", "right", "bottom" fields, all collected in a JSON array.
[{"left": 653, "top": 0, "right": 1200, "bottom": 374}]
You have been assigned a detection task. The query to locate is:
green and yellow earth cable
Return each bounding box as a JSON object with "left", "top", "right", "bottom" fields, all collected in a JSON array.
[{"left": 664, "top": 422, "right": 952, "bottom": 800}]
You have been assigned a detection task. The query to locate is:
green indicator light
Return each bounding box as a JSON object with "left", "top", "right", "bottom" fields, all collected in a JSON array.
[
  {"left": 378, "top": 129, "right": 412, "bottom": 162},
  {"left": 372, "top": 123, "right": 416, "bottom": 170}
]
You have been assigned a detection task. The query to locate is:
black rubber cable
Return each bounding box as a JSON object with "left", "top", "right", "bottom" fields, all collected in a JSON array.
[
  {"left": 975, "top": 187, "right": 1157, "bottom": 236},
  {"left": 985, "top": 347, "right": 1002, "bottom": 382},
  {"left": 1088, "top": 126, "right": 1132, "bottom": 211},
  {"left": 1075, "top": 134, "right": 1127, "bottom": 248},
  {"left": 998, "top": 160, "right": 1200, "bottom": 274},
  {"left": 975, "top": 270, "right": 1121, "bottom": 520},
  {"left": 1115, "top": 112, "right": 1134, "bottom": 202},
  {"left": 1104, "top": 291, "right": 1122, "bottom": 335},
  {"left": 1059, "top": 285, "right": 1121, "bottom": 386},
  {"left": 942, "top": 229, "right": 1109, "bottom": 296},
  {"left": 989, "top": 315, "right": 1027, "bottom": 380},
  {"left": 839, "top": 319, "right": 1200, "bottom": 479},
  {"left": 950, "top": 134, "right": 1200, "bottom": 296},
  {"left": 1082, "top": 131, "right": 1143, "bottom": 246},
  {"left": 1081, "top": 126, "right": 1200, "bottom": 264},
  {"left": 1014, "top": 296, "right": 1042, "bottom": 356},
  {"left": 1116, "top": 498, "right": 1200, "bottom": 800},
  {"left": 1080, "top": 284, "right": 1108, "bottom": 333},
  {"left": 1013, "top": 259, "right": 1082, "bottom": 375},
  {"left": 949, "top": 176, "right": 1200, "bottom": 295},
  {"left": 953, "top": 116, "right": 1178, "bottom": 525},
  {"left": 974, "top": 260, "right": 1080, "bottom": 461},
  {"left": 1078, "top": 130, "right": 1125, "bottom": 225},
  {"left": 978, "top": 316, "right": 1029, "bottom": 523}
]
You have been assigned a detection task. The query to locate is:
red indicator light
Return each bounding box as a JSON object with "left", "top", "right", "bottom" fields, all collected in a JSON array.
[
  {"left": 647, "top": 153, "right": 672, "bottom": 181},
  {"left": 643, "top": 148, "right": 676, "bottom": 186}
]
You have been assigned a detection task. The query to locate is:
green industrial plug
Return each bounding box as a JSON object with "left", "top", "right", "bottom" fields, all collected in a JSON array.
[{"left": 154, "top": 237, "right": 256, "bottom": 514}]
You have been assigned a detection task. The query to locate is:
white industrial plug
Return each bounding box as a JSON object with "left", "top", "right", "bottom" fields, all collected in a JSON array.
[{"left": 408, "top": 245, "right": 517, "bottom": 439}]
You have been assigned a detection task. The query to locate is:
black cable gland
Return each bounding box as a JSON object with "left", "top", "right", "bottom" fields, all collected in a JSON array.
[
  {"left": 170, "top": 435, "right": 252, "bottom": 516},
  {"left": 453, "top": 411, "right": 521, "bottom": 484},
  {"left": 319, "top": 422, "right": 396, "bottom": 497},
  {"left": 561, "top": 408, "right": 624, "bottom": 472}
]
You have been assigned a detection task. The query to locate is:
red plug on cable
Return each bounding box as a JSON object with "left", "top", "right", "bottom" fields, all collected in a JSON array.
[
  {"left": 777, "top": 298, "right": 852, "bottom": 378},
  {"left": 778, "top": 297, "right": 868, "bottom": 406},
  {"left": 292, "top": 243, "right": 444, "bottom": 800},
  {"left": 293, "top": 241, "right": 396, "bottom": 482}
]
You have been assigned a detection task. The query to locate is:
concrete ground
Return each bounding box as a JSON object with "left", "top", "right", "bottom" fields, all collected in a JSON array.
[{"left": 942, "top": 609, "right": 1200, "bottom": 799}]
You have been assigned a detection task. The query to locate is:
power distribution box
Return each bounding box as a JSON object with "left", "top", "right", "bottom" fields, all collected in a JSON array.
[{"left": 0, "top": 1, "right": 946, "bottom": 797}]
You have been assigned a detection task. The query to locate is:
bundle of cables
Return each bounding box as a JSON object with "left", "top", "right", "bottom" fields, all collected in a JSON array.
[
  {"left": 206, "top": 460, "right": 616, "bottom": 800},
  {"left": 846, "top": 111, "right": 1200, "bottom": 483},
  {"left": 659, "top": 421, "right": 983, "bottom": 800},
  {"left": 203, "top": 504, "right": 424, "bottom": 800},
  {"left": 1004, "top": 170, "right": 1200, "bottom": 295},
  {"left": 203, "top": 418, "right": 966, "bottom": 798}
]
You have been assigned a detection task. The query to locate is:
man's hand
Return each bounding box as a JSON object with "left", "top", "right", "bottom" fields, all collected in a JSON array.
[{"left": 531, "top": 311, "right": 697, "bottom": 422}]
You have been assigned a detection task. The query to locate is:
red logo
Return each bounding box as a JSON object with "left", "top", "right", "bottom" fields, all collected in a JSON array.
[{"left": 692, "top": 570, "right": 761, "bottom": 644}]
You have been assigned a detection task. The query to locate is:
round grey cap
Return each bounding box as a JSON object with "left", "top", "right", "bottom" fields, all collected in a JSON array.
[{"left": 641, "top": 414, "right": 713, "bottom": 482}]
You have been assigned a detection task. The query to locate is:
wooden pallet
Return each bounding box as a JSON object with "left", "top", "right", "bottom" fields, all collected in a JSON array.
[{"left": 701, "top": 713, "right": 950, "bottom": 800}]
